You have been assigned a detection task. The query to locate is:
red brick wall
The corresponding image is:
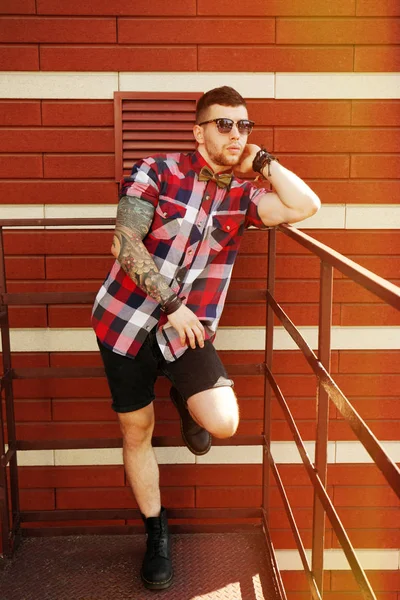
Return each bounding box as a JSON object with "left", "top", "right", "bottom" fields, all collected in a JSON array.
[{"left": 1, "top": 1, "right": 399, "bottom": 598}]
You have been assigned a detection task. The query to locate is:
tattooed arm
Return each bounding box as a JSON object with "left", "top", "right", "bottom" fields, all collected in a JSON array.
[
  {"left": 111, "top": 196, "right": 205, "bottom": 348},
  {"left": 111, "top": 196, "right": 175, "bottom": 306},
  {"left": 111, "top": 195, "right": 205, "bottom": 348}
]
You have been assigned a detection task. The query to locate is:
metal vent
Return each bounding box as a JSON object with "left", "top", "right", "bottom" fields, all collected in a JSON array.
[{"left": 114, "top": 92, "right": 202, "bottom": 182}]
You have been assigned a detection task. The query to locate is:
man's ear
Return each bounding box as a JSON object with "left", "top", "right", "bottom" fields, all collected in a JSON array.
[{"left": 193, "top": 124, "right": 204, "bottom": 145}]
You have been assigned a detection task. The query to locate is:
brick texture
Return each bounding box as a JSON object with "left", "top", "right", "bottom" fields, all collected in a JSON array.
[
  {"left": 198, "top": 46, "right": 354, "bottom": 72},
  {"left": 276, "top": 18, "right": 400, "bottom": 44},
  {"left": 197, "top": 0, "right": 357, "bottom": 16},
  {"left": 0, "top": 101, "right": 41, "bottom": 126},
  {"left": 355, "top": 46, "right": 400, "bottom": 71},
  {"left": 1, "top": 0, "right": 400, "bottom": 565},
  {"left": 41, "top": 101, "right": 113, "bottom": 126},
  {"left": 0, "top": 44, "right": 39, "bottom": 70},
  {"left": 118, "top": 18, "right": 275, "bottom": 44},
  {"left": 36, "top": 0, "right": 197, "bottom": 16},
  {"left": 40, "top": 45, "right": 198, "bottom": 71},
  {"left": 0, "top": 17, "right": 117, "bottom": 43}
]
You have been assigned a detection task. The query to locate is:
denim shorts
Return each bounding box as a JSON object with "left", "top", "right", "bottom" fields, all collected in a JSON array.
[{"left": 97, "top": 330, "right": 233, "bottom": 413}]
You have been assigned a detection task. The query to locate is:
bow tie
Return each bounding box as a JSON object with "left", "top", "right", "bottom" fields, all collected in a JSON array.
[{"left": 198, "top": 166, "right": 233, "bottom": 189}]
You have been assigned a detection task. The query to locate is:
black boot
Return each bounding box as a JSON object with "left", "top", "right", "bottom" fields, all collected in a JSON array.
[
  {"left": 170, "top": 387, "right": 212, "bottom": 455},
  {"left": 141, "top": 506, "right": 173, "bottom": 590}
]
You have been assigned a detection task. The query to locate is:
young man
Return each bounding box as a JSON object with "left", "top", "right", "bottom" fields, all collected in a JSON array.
[{"left": 92, "top": 86, "right": 320, "bottom": 590}]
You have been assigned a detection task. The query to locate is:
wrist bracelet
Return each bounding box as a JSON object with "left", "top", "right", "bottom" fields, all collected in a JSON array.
[
  {"left": 161, "top": 293, "right": 182, "bottom": 315},
  {"left": 252, "top": 147, "right": 279, "bottom": 178}
]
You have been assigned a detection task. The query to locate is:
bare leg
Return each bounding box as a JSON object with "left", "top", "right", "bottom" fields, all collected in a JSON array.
[
  {"left": 187, "top": 386, "right": 239, "bottom": 439},
  {"left": 118, "top": 403, "right": 161, "bottom": 518}
]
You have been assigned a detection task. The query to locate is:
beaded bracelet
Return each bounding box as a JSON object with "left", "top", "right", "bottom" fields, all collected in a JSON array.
[
  {"left": 160, "top": 293, "right": 183, "bottom": 315},
  {"left": 252, "top": 147, "right": 280, "bottom": 177}
]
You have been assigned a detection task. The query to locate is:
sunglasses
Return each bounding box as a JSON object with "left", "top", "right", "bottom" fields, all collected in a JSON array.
[{"left": 199, "top": 118, "right": 255, "bottom": 136}]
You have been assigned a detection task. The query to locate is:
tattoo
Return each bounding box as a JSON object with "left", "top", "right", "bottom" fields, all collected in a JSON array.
[{"left": 113, "top": 196, "right": 174, "bottom": 306}]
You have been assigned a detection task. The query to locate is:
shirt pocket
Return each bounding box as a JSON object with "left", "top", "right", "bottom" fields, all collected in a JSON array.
[
  {"left": 209, "top": 213, "right": 244, "bottom": 252},
  {"left": 151, "top": 198, "right": 187, "bottom": 240}
]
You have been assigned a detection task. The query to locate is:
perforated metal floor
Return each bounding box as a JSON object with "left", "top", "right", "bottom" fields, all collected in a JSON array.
[{"left": 1, "top": 533, "right": 281, "bottom": 600}]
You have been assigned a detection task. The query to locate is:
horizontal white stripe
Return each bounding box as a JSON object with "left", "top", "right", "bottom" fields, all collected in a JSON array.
[
  {"left": 0, "top": 326, "right": 396, "bottom": 353},
  {"left": 276, "top": 73, "right": 400, "bottom": 99},
  {"left": 2, "top": 204, "right": 399, "bottom": 230},
  {"left": 276, "top": 549, "right": 399, "bottom": 571},
  {"left": 119, "top": 72, "right": 275, "bottom": 98},
  {"left": 346, "top": 205, "right": 400, "bottom": 230},
  {"left": 216, "top": 327, "right": 400, "bottom": 351},
  {"left": 15, "top": 442, "right": 400, "bottom": 467},
  {"left": 0, "top": 72, "right": 118, "bottom": 99},
  {"left": 2, "top": 327, "right": 399, "bottom": 353},
  {"left": 1, "top": 72, "right": 400, "bottom": 100}
]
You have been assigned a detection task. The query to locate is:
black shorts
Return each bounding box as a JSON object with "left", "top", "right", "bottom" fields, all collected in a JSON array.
[{"left": 97, "top": 330, "right": 233, "bottom": 413}]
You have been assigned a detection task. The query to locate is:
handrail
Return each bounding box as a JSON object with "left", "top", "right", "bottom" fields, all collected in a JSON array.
[
  {"left": 263, "top": 224, "right": 400, "bottom": 600},
  {"left": 0, "top": 217, "right": 399, "bottom": 600}
]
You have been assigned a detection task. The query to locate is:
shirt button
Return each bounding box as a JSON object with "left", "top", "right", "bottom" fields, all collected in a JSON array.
[
  {"left": 205, "top": 194, "right": 210, "bottom": 201},
  {"left": 226, "top": 225, "right": 231, "bottom": 231},
  {"left": 177, "top": 277, "right": 181, "bottom": 282},
  {"left": 163, "top": 211, "right": 168, "bottom": 217},
  {"left": 188, "top": 249, "right": 193, "bottom": 254}
]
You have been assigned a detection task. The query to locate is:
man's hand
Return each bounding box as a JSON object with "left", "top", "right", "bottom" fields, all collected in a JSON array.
[
  {"left": 234, "top": 143, "right": 261, "bottom": 178},
  {"left": 166, "top": 304, "right": 205, "bottom": 349}
]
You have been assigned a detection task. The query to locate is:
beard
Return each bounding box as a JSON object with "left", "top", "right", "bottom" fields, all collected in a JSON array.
[{"left": 208, "top": 145, "right": 244, "bottom": 168}]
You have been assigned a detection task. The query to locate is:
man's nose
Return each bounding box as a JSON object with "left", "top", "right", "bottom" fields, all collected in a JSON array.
[{"left": 229, "top": 124, "right": 240, "bottom": 139}]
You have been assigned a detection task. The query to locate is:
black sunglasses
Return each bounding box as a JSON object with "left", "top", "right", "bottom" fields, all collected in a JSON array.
[{"left": 199, "top": 118, "right": 255, "bottom": 136}]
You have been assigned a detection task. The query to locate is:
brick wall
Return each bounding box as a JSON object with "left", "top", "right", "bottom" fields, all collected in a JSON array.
[{"left": 0, "top": 1, "right": 399, "bottom": 598}]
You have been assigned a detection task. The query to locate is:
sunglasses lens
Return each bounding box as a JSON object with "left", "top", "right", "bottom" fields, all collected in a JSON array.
[
  {"left": 216, "top": 118, "right": 234, "bottom": 133},
  {"left": 238, "top": 120, "right": 253, "bottom": 135}
]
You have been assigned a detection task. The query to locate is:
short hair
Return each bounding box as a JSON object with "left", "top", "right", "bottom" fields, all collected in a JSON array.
[{"left": 195, "top": 86, "right": 247, "bottom": 124}]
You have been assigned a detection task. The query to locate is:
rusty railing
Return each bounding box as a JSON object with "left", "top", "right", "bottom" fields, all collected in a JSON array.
[
  {"left": 262, "top": 224, "right": 400, "bottom": 600},
  {"left": 0, "top": 218, "right": 399, "bottom": 600}
]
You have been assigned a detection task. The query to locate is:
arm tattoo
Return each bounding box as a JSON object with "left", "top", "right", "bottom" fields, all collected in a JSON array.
[{"left": 112, "top": 196, "right": 174, "bottom": 306}]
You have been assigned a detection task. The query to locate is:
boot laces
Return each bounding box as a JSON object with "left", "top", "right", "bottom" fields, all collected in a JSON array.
[{"left": 148, "top": 521, "right": 166, "bottom": 557}]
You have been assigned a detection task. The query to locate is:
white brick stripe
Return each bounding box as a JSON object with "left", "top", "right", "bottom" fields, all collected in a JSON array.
[
  {"left": 15, "top": 441, "right": 400, "bottom": 467},
  {"left": 276, "top": 73, "right": 400, "bottom": 100},
  {"left": 1, "top": 326, "right": 399, "bottom": 353},
  {"left": 2, "top": 204, "right": 399, "bottom": 230},
  {"left": 1, "top": 72, "right": 400, "bottom": 99},
  {"left": 276, "top": 549, "right": 399, "bottom": 571}
]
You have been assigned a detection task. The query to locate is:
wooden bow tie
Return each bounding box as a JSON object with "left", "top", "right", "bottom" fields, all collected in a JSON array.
[{"left": 198, "top": 166, "right": 233, "bottom": 189}]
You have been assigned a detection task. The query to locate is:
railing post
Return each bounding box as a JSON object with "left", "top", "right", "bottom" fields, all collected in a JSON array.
[
  {"left": 263, "top": 228, "right": 276, "bottom": 522},
  {"left": 0, "top": 226, "right": 20, "bottom": 557},
  {"left": 312, "top": 260, "right": 333, "bottom": 594}
]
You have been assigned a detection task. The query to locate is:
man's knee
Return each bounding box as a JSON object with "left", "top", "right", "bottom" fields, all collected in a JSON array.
[
  {"left": 118, "top": 403, "right": 155, "bottom": 448},
  {"left": 187, "top": 387, "right": 239, "bottom": 439}
]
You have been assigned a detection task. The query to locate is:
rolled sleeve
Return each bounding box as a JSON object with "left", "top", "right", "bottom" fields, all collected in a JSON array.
[
  {"left": 119, "top": 157, "right": 160, "bottom": 208},
  {"left": 245, "top": 183, "right": 271, "bottom": 229}
]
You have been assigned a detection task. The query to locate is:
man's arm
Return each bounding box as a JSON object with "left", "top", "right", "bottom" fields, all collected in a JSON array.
[
  {"left": 235, "top": 144, "right": 321, "bottom": 227},
  {"left": 112, "top": 195, "right": 175, "bottom": 306},
  {"left": 111, "top": 196, "right": 205, "bottom": 348}
]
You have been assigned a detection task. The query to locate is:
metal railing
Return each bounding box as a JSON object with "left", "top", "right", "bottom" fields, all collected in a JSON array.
[
  {"left": 0, "top": 218, "right": 399, "bottom": 600},
  {"left": 262, "top": 224, "right": 400, "bottom": 600}
]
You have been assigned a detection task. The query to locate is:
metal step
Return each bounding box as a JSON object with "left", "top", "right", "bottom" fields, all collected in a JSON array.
[{"left": 1, "top": 532, "right": 282, "bottom": 600}]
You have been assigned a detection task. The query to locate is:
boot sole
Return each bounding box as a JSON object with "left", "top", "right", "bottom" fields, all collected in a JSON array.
[
  {"left": 170, "top": 391, "right": 212, "bottom": 456},
  {"left": 141, "top": 570, "right": 174, "bottom": 590}
]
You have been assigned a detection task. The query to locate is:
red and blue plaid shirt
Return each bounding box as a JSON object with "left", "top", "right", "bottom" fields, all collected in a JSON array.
[{"left": 92, "top": 150, "right": 269, "bottom": 362}]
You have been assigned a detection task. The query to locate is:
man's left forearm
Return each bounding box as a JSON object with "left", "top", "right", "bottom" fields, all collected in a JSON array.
[{"left": 262, "top": 159, "right": 321, "bottom": 219}]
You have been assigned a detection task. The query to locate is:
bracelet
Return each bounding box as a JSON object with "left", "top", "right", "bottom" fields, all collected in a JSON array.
[
  {"left": 252, "top": 147, "right": 279, "bottom": 178},
  {"left": 160, "top": 293, "right": 182, "bottom": 315}
]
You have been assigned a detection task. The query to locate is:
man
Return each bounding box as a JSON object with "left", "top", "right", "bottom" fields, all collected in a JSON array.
[{"left": 91, "top": 86, "right": 320, "bottom": 590}]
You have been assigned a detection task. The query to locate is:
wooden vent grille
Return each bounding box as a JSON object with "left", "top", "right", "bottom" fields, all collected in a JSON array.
[{"left": 114, "top": 92, "right": 202, "bottom": 182}]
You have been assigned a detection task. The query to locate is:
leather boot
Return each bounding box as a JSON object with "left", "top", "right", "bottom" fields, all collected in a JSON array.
[
  {"left": 141, "top": 506, "right": 173, "bottom": 590},
  {"left": 170, "top": 387, "right": 212, "bottom": 455}
]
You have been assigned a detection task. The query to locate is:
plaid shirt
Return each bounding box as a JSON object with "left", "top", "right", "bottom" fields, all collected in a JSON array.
[{"left": 92, "top": 150, "right": 269, "bottom": 362}]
